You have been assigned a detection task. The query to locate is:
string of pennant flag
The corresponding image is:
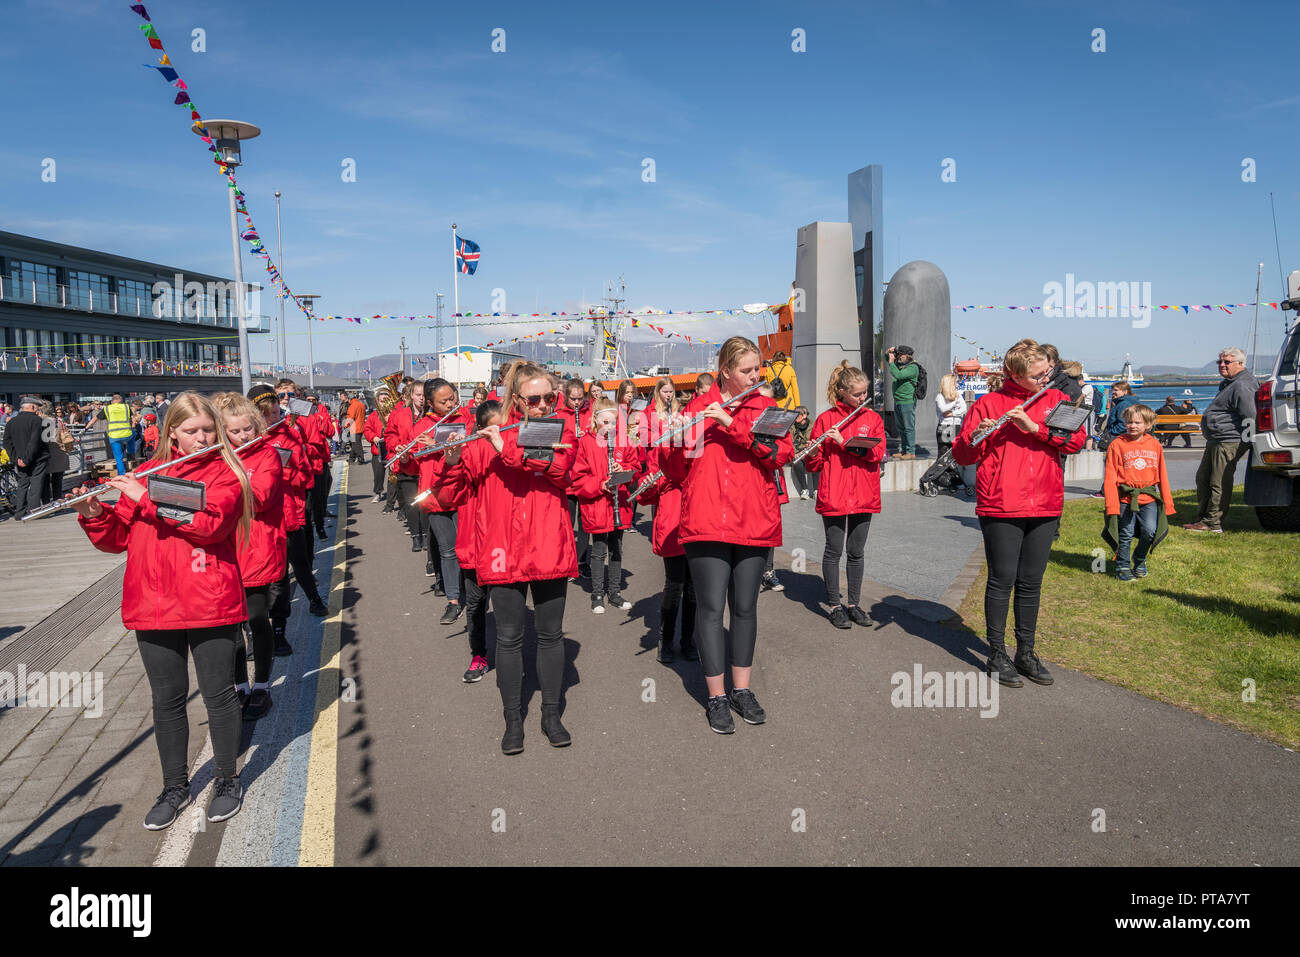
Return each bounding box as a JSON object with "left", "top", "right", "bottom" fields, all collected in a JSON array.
[
  {"left": 958, "top": 302, "right": 1283, "bottom": 314},
  {"left": 129, "top": 4, "right": 322, "bottom": 324}
]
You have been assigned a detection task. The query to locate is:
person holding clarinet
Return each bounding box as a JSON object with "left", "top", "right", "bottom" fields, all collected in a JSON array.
[
  {"left": 670, "top": 336, "right": 794, "bottom": 734},
  {"left": 951, "top": 338, "right": 1088, "bottom": 688},
  {"left": 802, "top": 361, "right": 887, "bottom": 629},
  {"left": 69, "top": 391, "right": 256, "bottom": 829}
]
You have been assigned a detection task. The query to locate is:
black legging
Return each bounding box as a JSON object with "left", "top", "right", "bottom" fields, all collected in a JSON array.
[
  {"left": 978, "top": 515, "right": 1059, "bottom": 651},
  {"left": 684, "top": 541, "right": 766, "bottom": 678},
  {"left": 427, "top": 511, "right": 461, "bottom": 600},
  {"left": 310, "top": 463, "right": 331, "bottom": 530},
  {"left": 490, "top": 578, "right": 567, "bottom": 712},
  {"left": 822, "top": 513, "right": 873, "bottom": 607},
  {"left": 463, "top": 568, "right": 487, "bottom": 659},
  {"left": 136, "top": 625, "right": 242, "bottom": 786},
  {"left": 370, "top": 447, "right": 386, "bottom": 496},
  {"left": 237, "top": 585, "right": 274, "bottom": 685},
  {"left": 395, "top": 475, "right": 421, "bottom": 539},
  {"left": 349, "top": 432, "right": 365, "bottom": 463},
  {"left": 271, "top": 527, "right": 323, "bottom": 620},
  {"left": 567, "top": 496, "right": 590, "bottom": 565},
  {"left": 661, "top": 554, "right": 696, "bottom": 643},
  {"left": 589, "top": 529, "right": 623, "bottom": 596}
]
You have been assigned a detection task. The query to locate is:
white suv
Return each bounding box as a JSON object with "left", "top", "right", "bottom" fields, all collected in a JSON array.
[{"left": 1248, "top": 271, "right": 1300, "bottom": 530}]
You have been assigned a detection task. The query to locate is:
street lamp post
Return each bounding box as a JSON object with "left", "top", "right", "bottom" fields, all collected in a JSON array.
[
  {"left": 298, "top": 294, "right": 320, "bottom": 387},
  {"left": 195, "top": 119, "right": 260, "bottom": 395}
]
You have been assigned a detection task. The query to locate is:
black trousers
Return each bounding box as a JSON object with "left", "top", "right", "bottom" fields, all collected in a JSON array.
[
  {"left": 370, "top": 448, "right": 386, "bottom": 496},
  {"left": 463, "top": 568, "right": 487, "bottom": 659},
  {"left": 979, "top": 515, "right": 1059, "bottom": 653},
  {"left": 589, "top": 529, "right": 623, "bottom": 596},
  {"left": 685, "top": 541, "right": 766, "bottom": 679},
  {"left": 661, "top": 554, "right": 696, "bottom": 644},
  {"left": 14, "top": 458, "right": 48, "bottom": 518},
  {"left": 41, "top": 470, "right": 65, "bottom": 505},
  {"left": 395, "top": 475, "right": 421, "bottom": 539},
  {"left": 349, "top": 433, "right": 365, "bottom": 463},
  {"left": 490, "top": 578, "right": 567, "bottom": 712},
  {"left": 426, "top": 510, "right": 460, "bottom": 599},
  {"left": 822, "top": 513, "right": 873, "bottom": 607},
  {"left": 567, "top": 495, "right": 590, "bottom": 565},
  {"left": 272, "top": 526, "right": 322, "bottom": 617},
  {"left": 238, "top": 585, "right": 274, "bottom": 685},
  {"left": 136, "top": 625, "right": 242, "bottom": 786},
  {"left": 310, "top": 463, "right": 331, "bottom": 530}
]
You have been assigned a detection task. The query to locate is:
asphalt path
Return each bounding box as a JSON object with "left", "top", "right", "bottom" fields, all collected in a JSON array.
[{"left": 334, "top": 465, "right": 1299, "bottom": 866}]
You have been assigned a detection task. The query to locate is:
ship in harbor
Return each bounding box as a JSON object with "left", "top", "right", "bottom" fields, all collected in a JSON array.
[{"left": 952, "top": 353, "right": 1144, "bottom": 397}]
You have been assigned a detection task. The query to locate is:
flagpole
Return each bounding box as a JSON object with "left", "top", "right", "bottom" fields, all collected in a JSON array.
[{"left": 452, "top": 222, "right": 461, "bottom": 394}]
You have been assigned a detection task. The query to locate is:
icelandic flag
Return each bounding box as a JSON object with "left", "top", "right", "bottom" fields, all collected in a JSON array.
[{"left": 455, "top": 235, "right": 480, "bottom": 275}]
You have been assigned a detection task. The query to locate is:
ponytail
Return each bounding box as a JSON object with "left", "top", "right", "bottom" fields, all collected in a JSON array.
[{"left": 826, "top": 360, "right": 868, "bottom": 406}]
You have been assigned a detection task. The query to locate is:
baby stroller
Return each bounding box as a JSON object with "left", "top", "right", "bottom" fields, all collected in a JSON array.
[{"left": 918, "top": 448, "right": 966, "bottom": 497}]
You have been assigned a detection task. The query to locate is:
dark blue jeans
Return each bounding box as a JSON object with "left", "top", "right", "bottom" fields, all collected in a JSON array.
[
  {"left": 895, "top": 402, "right": 916, "bottom": 454},
  {"left": 1116, "top": 501, "right": 1158, "bottom": 571}
]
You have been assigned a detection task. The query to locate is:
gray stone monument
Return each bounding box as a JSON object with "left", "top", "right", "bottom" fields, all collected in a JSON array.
[
  {"left": 847, "top": 165, "right": 883, "bottom": 380},
  {"left": 793, "top": 222, "right": 861, "bottom": 419},
  {"left": 882, "top": 261, "right": 951, "bottom": 453}
]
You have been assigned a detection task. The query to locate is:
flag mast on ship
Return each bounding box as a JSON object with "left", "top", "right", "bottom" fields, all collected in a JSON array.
[{"left": 452, "top": 222, "right": 461, "bottom": 392}]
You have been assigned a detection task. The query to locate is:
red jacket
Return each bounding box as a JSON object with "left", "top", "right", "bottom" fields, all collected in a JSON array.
[
  {"left": 420, "top": 437, "right": 487, "bottom": 569},
  {"left": 315, "top": 405, "right": 336, "bottom": 439},
  {"left": 269, "top": 423, "right": 310, "bottom": 532},
  {"left": 292, "top": 410, "right": 325, "bottom": 475},
  {"left": 383, "top": 404, "right": 430, "bottom": 477},
  {"left": 668, "top": 384, "right": 795, "bottom": 547},
  {"left": 236, "top": 440, "right": 287, "bottom": 587},
  {"left": 804, "top": 402, "right": 887, "bottom": 516},
  {"left": 639, "top": 444, "right": 686, "bottom": 557},
  {"left": 951, "top": 381, "right": 1087, "bottom": 517},
  {"left": 570, "top": 430, "right": 644, "bottom": 534},
  {"left": 557, "top": 404, "right": 596, "bottom": 495},
  {"left": 449, "top": 408, "right": 578, "bottom": 585},
  {"left": 78, "top": 449, "right": 248, "bottom": 630},
  {"left": 363, "top": 411, "right": 385, "bottom": 456}
]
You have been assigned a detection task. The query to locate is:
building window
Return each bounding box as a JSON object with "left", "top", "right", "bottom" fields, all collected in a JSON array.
[
  {"left": 69, "top": 270, "right": 111, "bottom": 311},
  {"left": 8, "top": 261, "right": 59, "bottom": 306},
  {"left": 117, "top": 279, "right": 151, "bottom": 317}
]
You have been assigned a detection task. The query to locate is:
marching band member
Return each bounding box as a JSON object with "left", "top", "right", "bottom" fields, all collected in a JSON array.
[
  {"left": 443, "top": 362, "right": 577, "bottom": 754},
  {"left": 383, "top": 380, "right": 432, "bottom": 555},
  {"left": 951, "top": 338, "right": 1087, "bottom": 688},
  {"left": 646, "top": 375, "right": 681, "bottom": 446},
  {"left": 561, "top": 378, "right": 595, "bottom": 579},
  {"left": 415, "top": 378, "right": 468, "bottom": 622},
  {"left": 307, "top": 392, "right": 335, "bottom": 537},
  {"left": 570, "top": 397, "right": 644, "bottom": 614},
  {"left": 638, "top": 443, "right": 698, "bottom": 664},
  {"left": 364, "top": 392, "right": 395, "bottom": 504},
  {"left": 803, "top": 361, "right": 887, "bottom": 629},
  {"left": 670, "top": 336, "right": 793, "bottom": 734},
  {"left": 215, "top": 393, "right": 286, "bottom": 719},
  {"left": 266, "top": 384, "right": 328, "bottom": 631},
  {"left": 69, "top": 392, "right": 254, "bottom": 829},
  {"left": 757, "top": 381, "right": 788, "bottom": 593}
]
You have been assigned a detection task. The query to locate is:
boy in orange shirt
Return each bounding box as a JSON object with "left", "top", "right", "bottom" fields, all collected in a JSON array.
[{"left": 1102, "top": 404, "right": 1176, "bottom": 581}]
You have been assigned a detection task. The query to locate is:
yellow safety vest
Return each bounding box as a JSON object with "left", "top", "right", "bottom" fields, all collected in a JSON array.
[{"left": 105, "top": 402, "right": 133, "bottom": 440}]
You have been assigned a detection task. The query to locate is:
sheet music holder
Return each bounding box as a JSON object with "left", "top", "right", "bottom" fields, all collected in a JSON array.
[
  {"left": 1044, "top": 402, "right": 1093, "bottom": 433},
  {"left": 630, "top": 397, "right": 650, "bottom": 413},
  {"left": 608, "top": 469, "right": 636, "bottom": 487},
  {"left": 750, "top": 407, "right": 799, "bottom": 438},
  {"left": 275, "top": 446, "right": 292, "bottom": 467},
  {"left": 843, "top": 434, "right": 881, "bottom": 450},
  {"left": 433, "top": 422, "right": 467, "bottom": 445},
  {"left": 517, "top": 417, "right": 565, "bottom": 448},
  {"left": 149, "top": 474, "right": 206, "bottom": 524},
  {"left": 288, "top": 397, "right": 315, "bottom": 418}
]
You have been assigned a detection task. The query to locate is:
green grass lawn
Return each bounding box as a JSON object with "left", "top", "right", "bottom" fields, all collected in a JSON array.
[{"left": 955, "top": 488, "right": 1300, "bottom": 749}]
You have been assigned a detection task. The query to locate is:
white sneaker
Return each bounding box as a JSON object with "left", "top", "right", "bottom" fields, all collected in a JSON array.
[
  {"left": 371, "top": 494, "right": 382, "bottom": 503},
  {"left": 800, "top": 490, "right": 810, "bottom": 500}
]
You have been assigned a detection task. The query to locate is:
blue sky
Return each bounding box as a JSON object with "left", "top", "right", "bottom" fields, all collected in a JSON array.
[{"left": 2, "top": 0, "right": 1297, "bottom": 371}]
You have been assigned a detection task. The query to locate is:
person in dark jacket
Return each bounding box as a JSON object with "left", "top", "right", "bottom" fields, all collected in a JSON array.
[
  {"left": 1155, "top": 397, "right": 1192, "bottom": 448},
  {"left": 1041, "top": 344, "right": 1083, "bottom": 401},
  {"left": 789, "top": 405, "right": 817, "bottom": 500},
  {"left": 1101, "top": 382, "right": 1139, "bottom": 449},
  {"left": 2, "top": 396, "right": 50, "bottom": 519},
  {"left": 1185, "top": 348, "right": 1258, "bottom": 532}
]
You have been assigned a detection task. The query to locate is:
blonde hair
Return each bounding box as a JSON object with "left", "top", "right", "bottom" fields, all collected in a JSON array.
[
  {"left": 986, "top": 372, "right": 1005, "bottom": 392},
  {"left": 591, "top": 396, "right": 617, "bottom": 416},
  {"left": 1003, "top": 338, "right": 1048, "bottom": 377},
  {"left": 1062, "top": 360, "right": 1083, "bottom": 378},
  {"left": 152, "top": 391, "right": 254, "bottom": 543},
  {"left": 213, "top": 392, "right": 266, "bottom": 438},
  {"left": 501, "top": 361, "right": 552, "bottom": 414},
  {"left": 616, "top": 380, "right": 637, "bottom": 405},
  {"left": 652, "top": 376, "right": 680, "bottom": 419},
  {"left": 1124, "top": 403, "right": 1156, "bottom": 427},
  {"left": 939, "top": 374, "right": 959, "bottom": 402},
  {"left": 826, "top": 360, "right": 869, "bottom": 405},
  {"left": 716, "top": 336, "right": 760, "bottom": 375}
]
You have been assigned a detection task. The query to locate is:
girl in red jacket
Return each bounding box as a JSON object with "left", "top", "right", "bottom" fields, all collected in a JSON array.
[
  {"left": 951, "top": 338, "right": 1088, "bottom": 688},
  {"left": 383, "top": 380, "right": 433, "bottom": 554},
  {"left": 443, "top": 362, "right": 577, "bottom": 754},
  {"left": 667, "top": 336, "right": 794, "bottom": 734},
  {"left": 561, "top": 378, "right": 594, "bottom": 578},
  {"left": 804, "top": 361, "right": 887, "bottom": 629},
  {"left": 70, "top": 391, "right": 255, "bottom": 830},
  {"left": 267, "top": 384, "right": 328, "bottom": 630},
  {"left": 571, "top": 397, "right": 644, "bottom": 614},
  {"left": 216, "top": 392, "right": 287, "bottom": 721},
  {"left": 638, "top": 443, "right": 698, "bottom": 664},
  {"left": 363, "top": 393, "right": 394, "bottom": 503}
]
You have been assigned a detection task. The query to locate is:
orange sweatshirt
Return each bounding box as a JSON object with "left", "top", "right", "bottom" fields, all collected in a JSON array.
[{"left": 1103, "top": 433, "right": 1176, "bottom": 515}]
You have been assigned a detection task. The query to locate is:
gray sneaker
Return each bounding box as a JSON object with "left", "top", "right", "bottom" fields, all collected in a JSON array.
[
  {"left": 706, "top": 695, "right": 735, "bottom": 734},
  {"left": 728, "top": 688, "right": 767, "bottom": 725},
  {"left": 207, "top": 775, "right": 244, "bottom": 823},
  {"left": 143, "top": 784, "right": 192, "bottom": 830}
]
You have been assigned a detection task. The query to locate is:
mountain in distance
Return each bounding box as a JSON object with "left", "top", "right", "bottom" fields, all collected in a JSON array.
[{"left": 1138, "top": 354, "right": 1273, "bottom": 378}]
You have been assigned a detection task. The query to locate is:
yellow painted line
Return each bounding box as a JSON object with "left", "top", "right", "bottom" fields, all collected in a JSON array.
[{"left": 299, "top": 464, "right": 349, "bottom": 866}]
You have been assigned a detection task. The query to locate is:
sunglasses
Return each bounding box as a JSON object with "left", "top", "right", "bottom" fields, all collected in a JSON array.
[
  {"left": 521, "top": 391, "right": 558, "bottom": 407},
  {"left": 1216, "top": 359, "right": 1236, "bottom": 364}
]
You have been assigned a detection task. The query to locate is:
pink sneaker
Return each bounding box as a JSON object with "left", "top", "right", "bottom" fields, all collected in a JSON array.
[{"left": 463, "top": 655, "right": 489, "bottom": 683}]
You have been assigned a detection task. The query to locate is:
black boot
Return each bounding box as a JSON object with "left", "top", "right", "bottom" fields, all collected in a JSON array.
[
  {"left": 501, "top": 709, "right": 524, "bottom": 755},
  {"left": 272, "top": 619, "right": 292, "bottom": 657},
  {"left": 540, "top": 706, "right": 571, "bottom": 747},
  {"left": 986, "top": 639, "right": 1023, "bottom": 688},
  {"left": 657, "top": 609, "right": 676, "bottom": 664},
  {"left": 1014, "top": 637, "right": 1054, "bottom": 686}
]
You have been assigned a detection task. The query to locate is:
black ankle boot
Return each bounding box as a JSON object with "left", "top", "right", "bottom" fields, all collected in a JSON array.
[
  {"left": 986, "top": 641, "right": 1023, "bottom": 688},
  {"left": 540, "top": 706, "right": 571, "bottom": 747},
  {"left": 658, "top": 612, "right": 676, "bottom": 663},
  {"left": 1014, "top": 639, "right": 1054, "bottom": 686},
  {"left": 501, "top": 710, "right": 524, "bottom": 755}
]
